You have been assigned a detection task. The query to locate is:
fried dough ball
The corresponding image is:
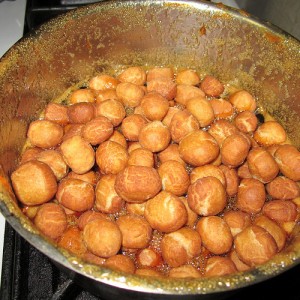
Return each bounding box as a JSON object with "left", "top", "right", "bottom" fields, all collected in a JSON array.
[
  {"left": 262, "top": 200, "right": 298, "bottom": 223},
  {"left": 179, "top": 197, "right": 198, "bottom": 228},
  {"left": 27, "top": 120, "right": 63, "bottom": 149},
  {"left": 236, "top": 178, "right": 266, "bottom": 214},
  {"left": 187, "top": 176, "right": 226, "bottom": 216},
  {"left": 200, "top": 75, "right": 224, "bottom": 97},
  {"left": 274, "top": 144, "right": 300, "bottom": 181},
  {"left": 162, "top": 107, "right": 181, "bottom": 128},
  {"left": 169, "top": 110, "right": 200, "bottom": 143},
  {"left": 116, "top": 82, "right": 144, "bottom": 107},
  {"left": 254, "top": 121, "right": 287, "bottom": 146},
  {"left": 135, "top": 269, "right": 163, "bottom": 277},
  {"left": 186, "top": 96, "right": 215, "bottom": 127},
  {"left": 247, "top": 147, "right": 279, "bottom": 183},
  {"left": 89, "top": 74, "right": 119, "bottom": 91},
  {"left": 11, "top": 160, "right": 57, "bottom": 206},
  {"left": 139, "top": 121, "right": 171, "bottom": 152},
  {"left": 208, "top": 119, "right": 238, "bottom": 146},
  {"left": 20, "top": 147, "right": 43, "bottom": 164},
  {"left": 140, "top": 92, "right": 169, "bottom": 121},
  {"left": 116, "top": 215, "right": 152, "bottom": 249},
  {"left": 254, "top": 215, "right": 287, "bottom": 251},
  {"left": 266, "top": 176, "right": 300, "bottom": 200},
  {"left": 234, "top": 225, "right": 277, "bottom": 267},
  {"left": 161, "top": 227, "right": 201, "bottom": 267},
  {"left": 126, "top": 202, "right": 146, "bottom": 216},
  {"left": 83, "top": 252, "right": 106, "bottom": 266},
  {"left": 158, "top": 160, "right": 190, "bottom": 196},
  {"left": 62, "top": 124, "right": 84, "bottom": 141},
  {"left": 34, "top": 203, "right": 67, "bottom": 240},
  {"left": 95, "top": 175, "right": 125, "bottom": 214},
  {"left": 69, "top": 88, "right": 95, "bottom": 104},
  {"left": 56, "top": 178, "right": 94, "bottom": 212},
  {"left": 67, "top": 102, "right": 95, "bottom": 124},
  {"left": 44, "top": 103, "right": 69, "bottom": 126},
  {"left": 118, "top": 66, "right": 146, "bottom": 85},
  {"left": 95, "top": 89, "right": 118, "bottom": 103},
  {"left": 147, "top": 78, "right": 177, "bottom": 100},
  {"left": 67, "top": 170, "right": 99, "bottom": 186},
  {"left": 58, "top": 226, "right": 87, "bottom": 257},
  {"left": 219, "top": 165, "right": 239, "bottom": 196},
  {"left": 175, "top": 84, "right": 205, "bottom": 106},
  {"left": 128, "top": 148, "right": 154, "bottom": 167},
  {"left": 60, "top": 135, "right": 95, "bottom": 174},
  {"left": 178, "top": 130, "right": 219, "bottom": 166},
  {"left": 210, "top": 98, "right": 234, "bottom": 119},
  {"left": 229, "top": 90, "right": 256, "bottom": 112},
  {"left": 83, "top": 218, "right": 122, "bottom": 258},
  {"left": 205, "top": 256, "right": 237, "bottom": 277},
  {"left": 237, "top": 161, "right": 252, "bottom": 179},
  {"left": 190, "top": 164, "right": 226, "bottom": 186},
  {"left": 158, "top": 143, "right": 186, "bottom": 166},
  {"left": 168, "top": 265, "right": 201, "bottom": 278},
  {"left": 223, "top": 210, "right": 251, "bottom": 237},
  {"left": 77, "top": 210, "right": 108, "bottom": 230},
  {"left": 221, "top": 133, "right": 250, "bottom": 167},
  {"left": 136, "top": 248, "right": 162, "bottom": 268},
  {"left": 229, "top": 250, "right": 251, "bottom": 272},
  {"left": 22, "top": 205, "right": 39, "bottom": 219},
  {"left": 234, "top": 111, "right": 258, "bottom": 133},
  {"left": 104, "top": 254, "right": 135, "bottom": 274},
  {"left": 144, "top": 191, "right": 187, "bottom": 233},
  {"left": 108, "top": 130, "right": 128, "bottom": 148},
  {"left": 96, "top": 141, "right": 128, "bottom": 175},
  {"left": 121, "top": 114, "right": 148, "bottom": 142},
  {"left": 82, "top": 116, "right": 114, "bottom": 145},
  {"left": 115, "top": 166, "right": 162, "bottom": 203},
  {"left": 176, "top": 69, "right": 200, "bottom": 86}
]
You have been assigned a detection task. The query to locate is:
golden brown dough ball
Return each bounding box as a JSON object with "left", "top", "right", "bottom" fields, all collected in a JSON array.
[
  {"left": 158, "top": 143, "right": 186, "bottom": 166},
  {"left": 126, "top": 201, "right": 146, "bottom": 216},
  {"left": 208, "top": 119, "right": 238, "bottom": 146},
  {"left": 175, "top": 84, "right": 205, "bottom": 106},
  {"left": 210, "top": 98, "right": 234, "bottom": 119},
  {"left": 146, "top": 78, "right": 177, "bottom": 100},
  {"left": 223, "top": 210, "right": 251, "bottom": 237},
  {"left": 96, "top": 141, "right": 128, "bottom": 175},
  {"left": 179, "top": 197, "right": 198, "bottom": 228},
  {"left": 262, "top": 199, "right": 298, "bottom": 223},
  {"left": 140, "top": 92, "right": 169, "bottom": 121},
  {"left": 266, "top": 144, "right": 280, "bottom": 157},
  {"left": 108, "top": 130, "right": 127, "bottom": 148},
  {"left": 178, "top": 130, "right": 219, "bottom": 166},
  {"left": 219, "top": 165, "right": 239, "bottom": 196},
  {"left": 229, "top": 90, "right": 256, "bottom": 112},
  {"left": 77, "top": 210, "right": 108, "bottom": 230},
  {"left": 11, "top": 160, "right": 57, "bottom": 206},
  {"left": 67, "top": 170, "right": 99, "bottom": 186},
  {"left": 161, "top": 107, "right": 181, "bottom": 128},
  {"left": 254, "top": 215, "right": 287, "bottom": 251},
  {"left": 89, "top": 74, "right": 119, "bottom": 91},
  {"left": 69, "top": 88, "right": 95, "bottom": 104},
  {"left": 82, "top": 116, "right": 114, "bottom": 145},
  {"left": 236, "top": 178, "right": 266, "bottom": 214},
  {"left": 147, "top": 67, "right": 174, "bottom": 81},
  {"left": 62, "top": 124, "right": 84, "bottom": 141},
  {"left": 57, "top": 226, "right": 87, "bottom": 257},
  {"left": 44, "top": 103, "right": 69, "bottom": 126},
  {"left": 22, "top": 205, "right": 39, "bottom": 219},
  {"left": 186, "top": 96, "right": 215, "bottom": 127},
  {"left": 169, "top": 109, "right": 200, "bottom": 143},
  {"left": 266, "top": 176, "right": 300, "bottom": 200},
  {"left": 237, "top": 161, "right": 253, "bottom": 179},
  {"left": 188, "top": 176, "right": 226, "bottom": 216},
  {"left": 83, "top": 218, "right": 122, "bottom": 258},
  {"left": 114, "top": 166, "right": 162, "bottom": 203},
  {"left": 221, "top": 133, "right": 250, "bottom": 167},
  {"left": 196, "top": 216, "right": 233, "bottom": 255},
  {"left": 205, "top": 256, "right": 237, "bottom": 277},
  {"left": 234, "top": 225, "right": 277, "bottom": 267},
  {"left": 139, "top": 121, "right": 171, "bottom": 152},
  {"left": 274, "top": 144, "right": 300, "bottom": 181},
  {"left": 116, "top": 82, "right": 144, "bottom": 107},
  {"left": 200, "top": 75, "right": 224, "bottom": 97},
  {"left": 36, "top": 149, "right": 69, "bottom": 180},
  {"left": 83, "top": 252, "right": 106, "bottom": 266},
  {"left": 56, "top": 178, "right": 95, "bottom": 212},
  {"left": 176, "top": 69, "right": 200, "bottom": 86},
  {"left": 254, "top": 121, "right": 287, "bottom": 146},
  {"left": 190, "top": 164, "right": 226, "bottom": 186},
  {"left": 95, "top": 89, "right": 118, "bottom": 104},
  {"left": 60, "top": 135, "right": 95, "bottom": 174},
  {"left": 118, "top": 66, "right": 146, "bottom": 85},
  {"left": 127, "top": 148, "right": 154, "bottom": 167},
  {"left": 234, "top": 111, "right": 258, "bottom": 133},
  {"left": 67, "top": 102, "right": 95, "bottom": 124},
  {"left": 161, "top": 227, "right": 201, "bottom": 267},
  {"left": 95, "top": 175, "right": 125, "bottom": 214},
  {"left": 144, "top": 191, "right": 187, "bottom": 233},
  {"left": 27, "top": 120, "right": 64, "bottom": 149},
  {"left": 104, "top": 254, "right": 136, "bottom": 274},
  {"left": 168, "top": 265, "right": 201, "bottom": 279},
  {"left": 136, "top": 248, "right": 162, "bottom": 268},
  {"left": 247, "top": 147, "right": 279, "bottom": 183},
  {"left": 20, "top": 147, "right": 43, "bottom": 164},
  {"left": 121, "top": 114, "right": 148, "bottom": 142},
  {"left": 229, "top": 250, "right": 251, "bottom": 272},
  {"left": 158, "top": 160, "right": 190, "bottom": 196},
  {"left": 34, "top": 203, "right": 67, "bottom": 240},
  {"left": 116, "top": 215, "right": 152, "bottom": 249}
]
